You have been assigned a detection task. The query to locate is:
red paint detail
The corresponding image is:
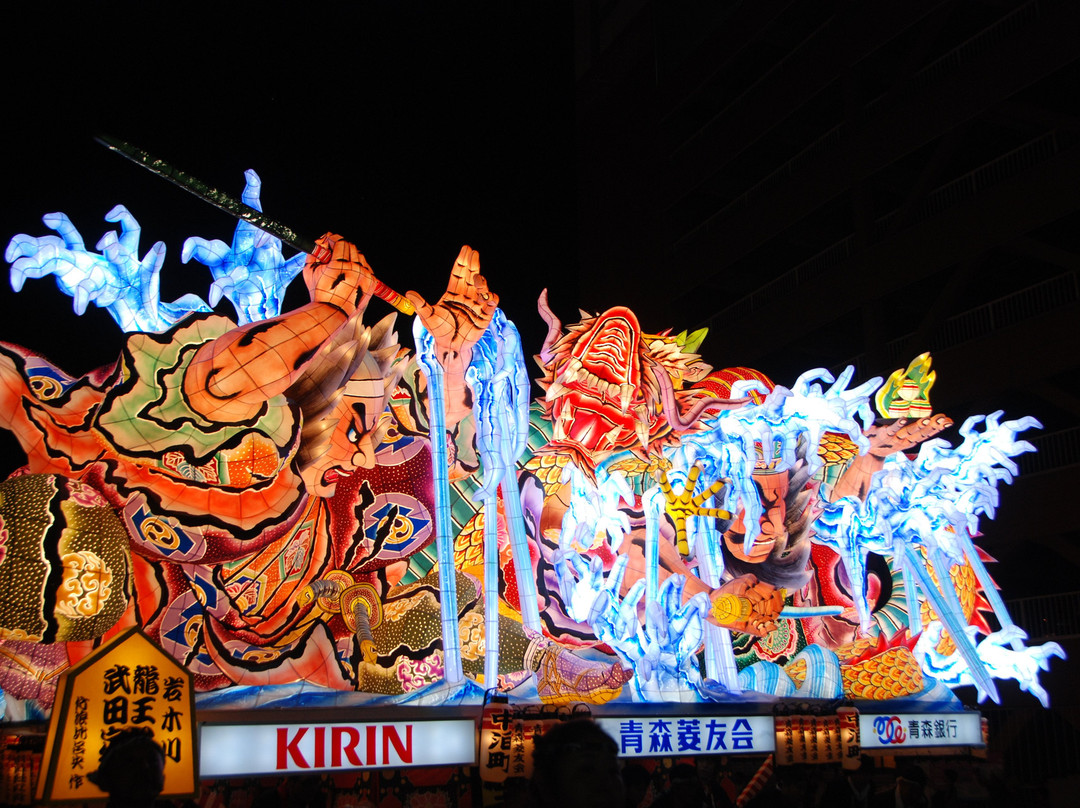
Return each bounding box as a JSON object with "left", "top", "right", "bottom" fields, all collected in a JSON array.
[
  {"left": 503, "top": 559, "right": 521, "bottom": 612},
  {"left": 314, "top": 726, "right": 325, "bottom": 768},
  {"left": 383, "top": 725, "right": 412, "bottom": 764},
  {"left": 332, "top": 727, "right": 364, "bottom": 767},
  {"left": 277, "top": 727, "right": 309, "bottom": 769},
  {"left": 811, "top": 544, "right": 851, "bottom": 608},
  {"left": 696, "top": 367, "right": 775, "bottom": 404}
]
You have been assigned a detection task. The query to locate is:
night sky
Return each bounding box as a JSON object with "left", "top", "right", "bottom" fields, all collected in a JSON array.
[
  {"left": 1, "top": 4, "right": 1074, "bottom": 687},
  {"left": 1, "top": 5, "right": 1068, "bottom": 601},
  {"left": 0, "top": 3, "right": 578, "bottom": 384}
]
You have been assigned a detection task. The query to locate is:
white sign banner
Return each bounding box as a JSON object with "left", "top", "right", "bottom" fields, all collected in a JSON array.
[
  {"left": 200, "top": 720, "right": 476, "bottom": 776},
  {"left": 859, "top": 713, "right": 982, "bottom": 750},
  {"left": 596, "top": 716, "right": 775, "bottom": 758}
]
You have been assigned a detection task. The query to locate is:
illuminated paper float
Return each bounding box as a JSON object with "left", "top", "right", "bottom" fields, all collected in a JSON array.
[{"left": 0, "top": 172, "right": 1063, "bottom": 719}]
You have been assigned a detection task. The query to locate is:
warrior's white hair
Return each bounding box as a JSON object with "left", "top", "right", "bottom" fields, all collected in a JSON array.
[{"left": 288, "top": 310, "right": 407, "bottom": 475}]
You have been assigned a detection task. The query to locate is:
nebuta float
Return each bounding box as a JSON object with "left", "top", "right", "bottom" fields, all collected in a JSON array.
[{"left": 0, "top": 172, "right": 1062, "bottom": 714}]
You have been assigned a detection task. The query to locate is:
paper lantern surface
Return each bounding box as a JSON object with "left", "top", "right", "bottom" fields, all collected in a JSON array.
[{"left": 0, "top": 176, "right": 1063, "bottom": 716}]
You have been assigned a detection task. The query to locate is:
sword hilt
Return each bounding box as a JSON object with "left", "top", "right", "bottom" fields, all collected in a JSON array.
[{"left": 97, "top": 133, "right": 416, "bottom": 316}]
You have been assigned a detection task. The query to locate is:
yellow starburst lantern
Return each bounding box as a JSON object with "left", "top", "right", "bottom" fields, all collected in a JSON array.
[{"left": 875, "top": 353, "right": 936, "bottom": 420}]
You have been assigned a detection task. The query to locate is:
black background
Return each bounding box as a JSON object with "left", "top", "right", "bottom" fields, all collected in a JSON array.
[{"left": 0, "top": 3, "right": 578, "bottom": 382}]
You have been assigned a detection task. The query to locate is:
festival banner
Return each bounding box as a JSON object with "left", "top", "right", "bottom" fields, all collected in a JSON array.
[
  {"left": 36, "top": 628, "right": 196, "bottom": 803},
  {"left": 200, "top": 719, "right": 476, "bottom": 776},
  {"left": 858, "top": 712, "right": 983, "bottom": 750},
  {"left": 773, "top": 714, "right": 843, "bottom": 765},
  {"left": 596, "top": 715, "right": 774, "bottom": 758}
]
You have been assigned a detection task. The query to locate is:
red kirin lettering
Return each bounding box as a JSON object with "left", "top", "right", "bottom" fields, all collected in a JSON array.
[{"left": 276, "top": 725, "right": 412, "bottom": 769}]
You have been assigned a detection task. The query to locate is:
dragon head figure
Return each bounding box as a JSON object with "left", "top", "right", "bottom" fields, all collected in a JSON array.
[{"left": 534, "top": 291, "right": 747, "bottom": 476}]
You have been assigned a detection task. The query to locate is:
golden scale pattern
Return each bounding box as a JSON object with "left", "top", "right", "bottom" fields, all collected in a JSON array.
[
  {"left": 453, "top": 454, "right": 572, "bottom": 570},
  {"left": 816, "top": 432, "right": 860, "bottom": 465},
  {"left": 785, "top": 641, "right": 924, "bottom": 700},
  {"left": 919, "top": 555, "right": 980, "bottom": 657}
]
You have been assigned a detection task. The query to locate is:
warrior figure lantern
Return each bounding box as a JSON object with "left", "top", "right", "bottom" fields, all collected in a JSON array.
[{"left": 0, "top": 171, "right": 1062, "bottom": 717}]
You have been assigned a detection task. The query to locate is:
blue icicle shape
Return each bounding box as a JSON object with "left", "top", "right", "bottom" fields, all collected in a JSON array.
[{"left": 414, "top": 318, "right": 464, "bottom": 684}]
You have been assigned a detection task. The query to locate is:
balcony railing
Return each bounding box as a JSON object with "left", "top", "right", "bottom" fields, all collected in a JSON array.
[
  {"left": 677, "top": 1, "right": 1045, "bottom": 250},
  {"left": 699, "top": 130, "right": 1064, "bottom": 331},
  {"left": 981, "top": 705, "right": 1080, "bottom": 787},
  {"left": 838, "top": 272, "right": 1080, "bottom": 380},
  {"left": 1016, "top": 427, "right": 1080, "bottom": 477},
  {"left": 1006, "top": 590, "right": 1080, "bottom": 642},
  {"left": 972, "top": 589, "right": 1077, "bottom": 786}
]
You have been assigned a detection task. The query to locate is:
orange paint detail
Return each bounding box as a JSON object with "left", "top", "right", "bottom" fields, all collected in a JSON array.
[
  {"left": 695, "top": 366, "right": 774, "bottom": 404},
  {"left": 918, "top": 551, "right": 990, "bottom": 656},
  {"left": 221, "top": 432, "right": 285, "bottom": 486}
]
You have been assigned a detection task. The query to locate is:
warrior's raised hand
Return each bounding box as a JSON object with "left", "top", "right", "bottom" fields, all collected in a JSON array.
[
  {"left": 303, "top": 233, "right": 379, "bottom": 316},
  {"left": 831, "top": 414, "right": 954, "bottom": 501},
  {"left": 865, "top": 414, "right": 953, "bottom": 458},
  {"left": 406, "top": 246, "right": 499, "bottom": 425},
  {"left": 406, "top": 246, "right": 498, "bottom": 364}
]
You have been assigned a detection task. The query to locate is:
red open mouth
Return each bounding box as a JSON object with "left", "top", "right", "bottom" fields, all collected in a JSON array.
[
  {"left": 544, "top": 306, "right": 675, "bottom": 461},
  {"left": 321, "top": 467, "right": 352, "bottom": 487},
  {"left": 726, "top": 530, "right": 776, "bottom": 562},
  {"left": 573, "top": 312, "right": 639, "bottom": 386}
]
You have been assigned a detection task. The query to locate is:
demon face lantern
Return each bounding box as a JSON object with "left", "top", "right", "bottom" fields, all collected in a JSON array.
[{"left": 534, "top": 292, "right": 746, "bottom": 474}]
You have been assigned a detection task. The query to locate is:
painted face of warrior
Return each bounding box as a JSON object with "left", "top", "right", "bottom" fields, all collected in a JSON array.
[
  {"left": 722, "top": 448, "right": 822, "bottom": 577},
  {"left": 547, "top": 306, "right": 655, "bottom": 457},
  {"left": 724, "top": 471, "right": 791, "bottom": 563},
  {"left": 723, "top": 435, "right": 793, "bottom": 563},
  {"left": 300, "top": 359, "right": 389, "bottom": 498}
]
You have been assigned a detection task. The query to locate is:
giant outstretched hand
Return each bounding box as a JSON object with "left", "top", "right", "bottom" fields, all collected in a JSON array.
[
  {"left": 832, "top": 414, "right": 954, "bottom": 501},
  {"left": 406, "top": 246, "right": 498, "bottom": 364},
  {"left": 303, "top": 233, "right": 378, "bottom": 316},
  {"left": 406, "top": 246, "right": 499, "bottom": 424},
  {"left": 865, "top": 414, "right": 953, "bottom": 457}
]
